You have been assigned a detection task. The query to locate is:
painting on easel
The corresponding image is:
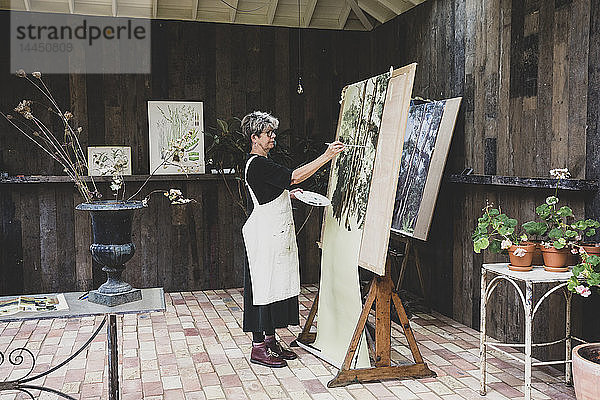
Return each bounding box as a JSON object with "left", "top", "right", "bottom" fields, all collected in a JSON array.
[
  {"left": 308, "top": 70, "right": 392, "bottom": 369},
  {"left": 330, "top": 72, "right": 391, "bottom": 231},
  {"left": 297, "top": 65, "right": 417, "bottom": 370},
  {"left": 391, "top": 97, "right": 462, "bottom": 240}
]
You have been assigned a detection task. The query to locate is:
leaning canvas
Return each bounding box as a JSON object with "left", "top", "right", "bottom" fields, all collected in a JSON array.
[
  {"left": 147, "top": 101, "right": 205, "bottom": 174},
  {"left": 391, "top": 97, "right": 462, "bottom": 240},
  {"left": 358, "top": 66, "right": 417, "bottom": 275},
  {"left": 87, "top": 146, "right": 132, "bottom": 176}
]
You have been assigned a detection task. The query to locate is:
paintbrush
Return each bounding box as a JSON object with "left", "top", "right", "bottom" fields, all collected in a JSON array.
[{"left": 325, "top": 142, "right": 367, "bottom": 148}]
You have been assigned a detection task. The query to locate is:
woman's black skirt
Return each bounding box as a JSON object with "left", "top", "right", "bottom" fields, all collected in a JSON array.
[{"left": 242, "top": 258, "right": 300, "bottom": 333}]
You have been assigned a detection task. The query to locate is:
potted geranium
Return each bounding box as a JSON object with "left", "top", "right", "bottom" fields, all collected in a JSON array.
[
  {"left": 522, "top": 195, "right": 577, "bottom": 271},
  {"left": 522, "top": 168, "right": 579, "bottom": 272},
  {"left": 571, "top": 218, "right": 600, "bottom": 255},
  {"left": 473, "top": 203, "right": 534, "bottom": 271}
]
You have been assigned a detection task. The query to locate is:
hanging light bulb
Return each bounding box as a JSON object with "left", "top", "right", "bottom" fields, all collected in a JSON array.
[
  {"left": 296, "top": 0, "right": 303, "bottom": 96},
  {"left": 297, "top": 76, "right": 304, "bottom": 95}
]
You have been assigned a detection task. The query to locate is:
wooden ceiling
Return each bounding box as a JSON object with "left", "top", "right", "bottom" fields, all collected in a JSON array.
[{"left": 1, "top": 0, "right": 427, "bottom": 31}]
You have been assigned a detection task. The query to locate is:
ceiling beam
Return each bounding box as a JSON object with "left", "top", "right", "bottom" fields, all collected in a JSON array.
[
  {"left": 23, "top": 0, "right": 30, "bottom": 11},
  {"left": 152, "top": 0, "right": 157, "bottom": 18},
  {"left": 68, "top": 0, "right": 74, "bottom": 14},
  {"left": 347, "top": 0, "right": 372, "bottom": 30},
  {"left": 338, "top": 2, "right": 351, "bottom": 29},
  {"left": 266, "top": 0, "right": 278, "bottom": 24},
  {"left": 358, "top": 0, "right": 388, "bottom": 23},
  {"left": 375, "top": 0, "right": 403, "bottom": 14},
  {"left": 191, "top": 0, "right": 198, "bottom": 20},
  {"left": 112, "top": 0, "right": 117, "bottom": 16},
  {"left": 229, "top": 0, "right": 238, "bottom": 22},
  {"left": 302, "top": 0, "right": 317, "bottom": 27}
]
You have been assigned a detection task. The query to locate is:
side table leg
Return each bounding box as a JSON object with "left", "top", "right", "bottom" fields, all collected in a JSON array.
[
  {"left": 108, "top": 314, "right": 119, "bottom": 400},
  {"left": 524, "top": 282, "right": 533, "bottom": 400},
  {"left": 565, "top": 290, "right": 572, "bottom": 385},
  {"left": 479, "top": 269, "right": 487, "bottom": 396}
]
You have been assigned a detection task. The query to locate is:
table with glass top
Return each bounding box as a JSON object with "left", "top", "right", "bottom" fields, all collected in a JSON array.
[{"left": 0, "top": 288, "right": 165, "bottom": 400}]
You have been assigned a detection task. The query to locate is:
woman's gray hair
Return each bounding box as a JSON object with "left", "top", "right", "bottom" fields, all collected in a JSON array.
[{"left": 241, "top": 111, "right": 279, "bottom": 140}]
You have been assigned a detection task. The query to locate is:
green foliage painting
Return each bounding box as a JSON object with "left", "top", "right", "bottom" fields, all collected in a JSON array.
[{"left": 330, "top": 72, "right": 391, "bottom": 230}]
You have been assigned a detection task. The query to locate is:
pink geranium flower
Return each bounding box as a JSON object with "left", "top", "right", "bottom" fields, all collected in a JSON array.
[{"left": 575, "top": 285, "right": 592, "bottom": 298}]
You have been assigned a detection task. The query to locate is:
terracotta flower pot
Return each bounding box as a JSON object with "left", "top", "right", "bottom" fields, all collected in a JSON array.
[
  {"left": 573, "top": 343, "right": 600, "bottom": 400},
  {"left": 582, "top": 244, "right": 600, "bottom": 255},
  {"left": 541, "top": 246, "right": 570, "bottom": 272},
  {"left": 508, "top": 243, "right": 535, "bottom": 271}
]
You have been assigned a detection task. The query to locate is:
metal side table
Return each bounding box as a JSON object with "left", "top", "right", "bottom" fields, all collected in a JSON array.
[
  {"left": 479, "top": 263, "right": 585, "bottom": 400},
  {"left": 0, "top": 288, "right": 165, "bottom": 400}
]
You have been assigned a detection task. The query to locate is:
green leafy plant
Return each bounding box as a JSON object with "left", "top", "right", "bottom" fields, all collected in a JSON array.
[
  {"left": 203, "top": 117, "right": 249, "bottom": 215},
  {"left": 568, "top": 249, "right": 600, "bottom": 297},
  {"left": 522, "top": 168, "right": 579, "bottom": 249},
  {"left": 473, "top": 203, "right": 527, "bottom": 254},
  {"left": 570, "top": 219, "right": 600, "bottom": 244},
  {"left": 522, "top": 195, "right": 576, "bottom": 249},
  {"left": 521, "top": 168, "right": 600, "bottom": 297},
  {"left": 567, "top": 219, "right": 600, "bottom": 297}
]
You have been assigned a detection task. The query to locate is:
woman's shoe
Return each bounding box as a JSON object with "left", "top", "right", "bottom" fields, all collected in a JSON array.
[
  {"left": 265, "top": 336, "right": 298, "bottom": 360},
  {"left": 250, "top": 342, "right": 287, "bottom": 368}
]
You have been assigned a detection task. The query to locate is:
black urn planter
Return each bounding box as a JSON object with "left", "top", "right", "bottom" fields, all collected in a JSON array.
[{"left": 76, "top": 200, "right": 145, "bottom": 306}]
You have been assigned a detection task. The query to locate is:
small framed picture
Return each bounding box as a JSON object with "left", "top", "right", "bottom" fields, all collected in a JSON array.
[
  {"left": 147, "top": 101, "right": 205, "bottom": 174},
  {"left": 87, "top": 146, "right": 132, "bottom": 176}
]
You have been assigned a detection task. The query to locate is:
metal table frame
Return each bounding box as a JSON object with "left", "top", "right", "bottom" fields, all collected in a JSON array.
[
  {"left": 479, "top": 263, "right": 585, "bottom": 400},
  {"left": 0, "top": 288, "right": 165, "bottom": 400}
]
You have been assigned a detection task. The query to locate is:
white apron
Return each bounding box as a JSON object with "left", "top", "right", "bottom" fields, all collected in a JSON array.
[{"left": 242, "top": 155, "right": 300, "bottom": 305}]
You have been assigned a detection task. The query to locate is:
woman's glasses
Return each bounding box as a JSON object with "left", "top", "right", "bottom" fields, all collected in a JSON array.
[{"left": 262, "top": 129, "right": 277, "bottom": 138}]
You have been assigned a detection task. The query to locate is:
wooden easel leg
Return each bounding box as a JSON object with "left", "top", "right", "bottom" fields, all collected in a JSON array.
[
  {"left": 396, "top": 239, "right": 411, "bottom": 292},
  {"left": 328, "top": 268, "right": 435, "bottom": 388},
  {"left": 376, "top": 274, "right": 392, "bottom": 367},
  {"left": 391, "top": 290, "right": 424, "bottom": 364},
  {"left": 394, "top": 238, "right": 429, "bottom": 308},
  {"left": 412, "top": 244, "right": 428, "bottom": 303},
  {"left": 291, "top": 292, "right": 319, "bottom": 347},
  {"left": 338, "top": 279, "right": 377, "bottom": 371}
]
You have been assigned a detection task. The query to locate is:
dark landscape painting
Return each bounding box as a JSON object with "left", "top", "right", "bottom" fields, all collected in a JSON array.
[{"left": 391, "top": 100, "right": 446, "bottom": 235}]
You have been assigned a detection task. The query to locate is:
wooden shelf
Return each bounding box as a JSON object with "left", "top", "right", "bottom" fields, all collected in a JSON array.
[
  {"left": 0, "top": 173, "right": 235, "bottom": 184},
  {"left": 448, "top": 174, "right": 598, "bottom": 192}
]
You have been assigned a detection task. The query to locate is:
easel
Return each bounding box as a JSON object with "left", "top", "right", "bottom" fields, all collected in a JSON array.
[
  {"left": 390, "top": 233, "right": 428, "bottom": 304},
  {"left": 293, "top": 254, "right": 435, "bottom": 387}
]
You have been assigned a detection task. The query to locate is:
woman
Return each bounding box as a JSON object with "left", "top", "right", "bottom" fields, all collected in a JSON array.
[{"left": 241, "top": 111, "right": 344, "bottom": 368}]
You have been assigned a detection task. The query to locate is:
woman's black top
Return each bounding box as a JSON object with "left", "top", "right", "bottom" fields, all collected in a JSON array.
[
  {"left": 242, "top": 154, "right": 300, "bottom": 333},
  {"left": 245, "top": 154, "right": 293, "bottom": 213}
]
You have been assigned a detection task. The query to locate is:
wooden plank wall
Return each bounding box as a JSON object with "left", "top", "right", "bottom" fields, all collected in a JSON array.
[
  {"left": 372, "top": 0, "right": 599, "bottom": 355},
  {"left": 584, "top": 0, "right": 600, "bottom": 339},
  {"left": 0, "top": 12, "right": 374, "bottom": 295},
  {"left": 1, "top": 2, "right": 600, "bottom": 353},
  {"left": 0, "top": 180, "right": 246, "bottom": 295}
]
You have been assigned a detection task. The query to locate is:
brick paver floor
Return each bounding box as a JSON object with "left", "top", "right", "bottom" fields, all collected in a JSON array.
[{"left": 0, "top": 285, "right": 575, "bottom": 399}]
